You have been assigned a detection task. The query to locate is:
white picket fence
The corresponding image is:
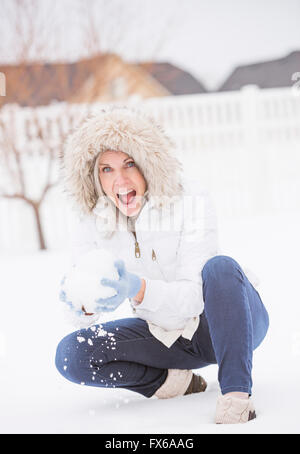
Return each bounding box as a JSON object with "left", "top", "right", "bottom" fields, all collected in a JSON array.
[{"left": 0, "top": 85, "right": 300, "bottom": 253}]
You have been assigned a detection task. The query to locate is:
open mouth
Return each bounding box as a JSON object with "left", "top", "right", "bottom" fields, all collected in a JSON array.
[{"left": 116, "top": 189, "right": 137, "bottom": 206}]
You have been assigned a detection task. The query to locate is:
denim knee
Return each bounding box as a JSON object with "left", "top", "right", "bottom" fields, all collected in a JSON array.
[
  {"left": 202, "top": 255, "right": 243, "bottom": 282},
  {"left": 55, "top": 332, "right": 85, "bottom": 384}
]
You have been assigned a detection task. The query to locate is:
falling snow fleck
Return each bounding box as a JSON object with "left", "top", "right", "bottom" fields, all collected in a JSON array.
[{"left": 96, "top": 326, "right": 107, "bottom": 337}]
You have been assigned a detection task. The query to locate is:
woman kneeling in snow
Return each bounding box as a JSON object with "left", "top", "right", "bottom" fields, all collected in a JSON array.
[{"left": 55, "top": 107, "right": 269, "bottom": 424}]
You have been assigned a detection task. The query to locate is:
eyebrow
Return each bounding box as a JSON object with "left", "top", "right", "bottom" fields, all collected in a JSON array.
[{"left": 99, "top": 157, "right": 133, "bottom": 166}]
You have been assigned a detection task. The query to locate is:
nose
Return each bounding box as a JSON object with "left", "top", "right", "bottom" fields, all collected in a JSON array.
[{"left": 114, "top": 169, "right": 132, "bottom": 190}]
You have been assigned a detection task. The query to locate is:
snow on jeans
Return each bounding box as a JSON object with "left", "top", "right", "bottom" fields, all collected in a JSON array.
[{"left": 55, "top": 255, "right": 269, "bottom": 397}]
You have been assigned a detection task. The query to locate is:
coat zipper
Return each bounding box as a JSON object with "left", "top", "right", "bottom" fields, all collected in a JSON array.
[
  {"left": 131, "top": 231, "right": 166, "bottom": 280},
  {"left": 132, "top": 231, "right": 141, "bottom": 258},
  {"left": 132, "top": 231, "right": 156, "bottom": 261}
]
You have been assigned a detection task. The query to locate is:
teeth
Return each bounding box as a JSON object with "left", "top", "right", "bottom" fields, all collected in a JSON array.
[{"left": 117, "top": 189, "right": 134, "bottom": 195}]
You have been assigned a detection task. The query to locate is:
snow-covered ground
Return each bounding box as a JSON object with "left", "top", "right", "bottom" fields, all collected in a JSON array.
[{"left": 0, "top": 211, "right": 299, "bottom": 434}]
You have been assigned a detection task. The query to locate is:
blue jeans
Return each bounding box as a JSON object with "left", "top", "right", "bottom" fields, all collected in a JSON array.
[{"left": 55, "top": 255, "right": 269, "bottom": 397}]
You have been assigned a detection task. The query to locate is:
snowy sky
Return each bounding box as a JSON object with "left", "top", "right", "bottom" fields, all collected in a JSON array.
[{"left": 1, "top": 0, "right": 300, "bottom": 90}]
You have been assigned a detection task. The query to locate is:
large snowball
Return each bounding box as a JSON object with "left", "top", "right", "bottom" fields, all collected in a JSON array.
[{"left": 63, "top": 249, "right": 119, "bottom": 314}]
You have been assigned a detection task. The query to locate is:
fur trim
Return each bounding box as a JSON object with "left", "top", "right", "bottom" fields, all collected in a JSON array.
[{"left": 60, "top": 105, "right": 184, "bottom": 216}]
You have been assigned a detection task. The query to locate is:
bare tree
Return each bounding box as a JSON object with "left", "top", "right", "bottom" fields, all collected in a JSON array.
[
  {"left": 76, "top": 0, "right": 181, "bottom": 62},
  {"left": 0, "top": 0, "right": 81, "bottom": 250},
  {"left": 0, "top": 103, "right": 93, "bottom": 249},
  {"left": 0, "top": 0, "right": 59, "bottom": 63},
  {"left": 0, "top": 100, "right": 95, "bottom": 250},
  {"left": 0, "top": 106, "right": 62, "bottom": 249}
]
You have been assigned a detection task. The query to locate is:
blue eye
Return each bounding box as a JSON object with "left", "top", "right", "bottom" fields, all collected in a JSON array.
[
  {"left": 102, "top": 167, "right": 111, "bottom": 173},
  {"left": 127, "top": 161, "right": 135, "bottom": 168}
]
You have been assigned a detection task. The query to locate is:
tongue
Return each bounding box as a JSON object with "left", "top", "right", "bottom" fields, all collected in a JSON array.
[{"left": 120, "top": 190, "right": 136, "bottom": 205}]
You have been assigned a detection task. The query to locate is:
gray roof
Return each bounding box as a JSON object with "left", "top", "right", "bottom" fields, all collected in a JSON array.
[
  {"left": 218, "top": 51, "right": 300, "bottom": 91},
  {"left": 140, "top": 62, "right": 207, "bottom": 95}
]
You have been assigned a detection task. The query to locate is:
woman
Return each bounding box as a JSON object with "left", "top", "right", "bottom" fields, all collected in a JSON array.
[{"left": 55, "top": 106, "right": 269, "bottom": 424}]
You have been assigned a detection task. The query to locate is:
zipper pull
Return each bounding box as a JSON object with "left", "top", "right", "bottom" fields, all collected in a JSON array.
[
  {"left": 135, "top": 241, "right": 141, "bottom": 258},
  {"left": 152, "top": 249, "right": 156, "bottom": 261},
  {"left": 132, "top": 231, "right": 141, "bottom": 258}
]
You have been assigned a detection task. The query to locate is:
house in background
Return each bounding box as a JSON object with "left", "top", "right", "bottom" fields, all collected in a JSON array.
[
  {"left": 0, "top": 54, "right": 208, "bottom": 107},
  {"left": 0, "top": 56, "right": 98, "bottom": 107},
  {"left": 69, "top": 54, "right": 171, "bottom": 103},
  {"left": 218, "top": 50, "right": 300, "bottom": 91},
  {"left": 1, "top": 49, "right": 298, "bottom": 107}
]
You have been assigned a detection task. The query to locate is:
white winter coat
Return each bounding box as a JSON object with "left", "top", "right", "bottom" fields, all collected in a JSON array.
[{"left": 68, "top": 179, "right": 219, "bottom": 347}]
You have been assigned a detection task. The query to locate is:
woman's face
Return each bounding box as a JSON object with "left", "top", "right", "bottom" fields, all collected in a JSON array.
[{"left": 98, "top": 150, "right": 147, "bottom": 217}]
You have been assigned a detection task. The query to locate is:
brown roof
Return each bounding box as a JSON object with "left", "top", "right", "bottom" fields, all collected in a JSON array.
[
  {"left": 70, "top": 54, "right": 170, "bottom": 103},
  {"left": 0, "top": 55, "right": 207, "bottom": 108},
  {"left": 0, "top": 54, "right": 171, "bottom": 107},
  {"left": 0, "top": 55, "right": 107, "bottom": 107}
]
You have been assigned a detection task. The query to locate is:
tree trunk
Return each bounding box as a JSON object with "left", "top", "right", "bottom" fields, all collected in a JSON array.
[{"left": 31, "top": 202, "right": 46, "bottom": 250}]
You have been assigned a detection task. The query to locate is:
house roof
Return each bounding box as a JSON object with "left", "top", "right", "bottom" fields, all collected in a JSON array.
[
  {"left": 0, "top": 55, "right": 106, "bottom": 107},
  {"left": 218, "top": 51, "right": 300, "bottom": 92},
  {"left": 140, "top": 62, "right": 207, "bottom": 95},
  {"left": 70, "top": 54, "right": 170, "bottom": 103},
  {"left": 0, "top": 54, "right": 206, "bottom": 107}
]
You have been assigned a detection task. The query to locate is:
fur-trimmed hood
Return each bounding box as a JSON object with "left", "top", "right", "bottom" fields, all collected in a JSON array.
[{"left": 60, "top": 106, "right": 184, "bottom": 218}]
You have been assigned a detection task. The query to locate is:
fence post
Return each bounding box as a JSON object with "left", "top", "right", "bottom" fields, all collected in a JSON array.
[
  {"left": 241, "top": 85, "right": 259, "bottom": 150},
  {"left": 241, "top": 85, "right": 267, "bottom": 214}
]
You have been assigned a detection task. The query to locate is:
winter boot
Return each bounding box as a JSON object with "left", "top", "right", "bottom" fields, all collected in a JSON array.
[
  {"left": 184, "top": 373, "right": 207, "bottom": 395},
  {"left": 214, "top": 395, "right": 256, "bottom": 424},
  {"left": 154, "top": 369, "right": 207, "bottom": 399}
]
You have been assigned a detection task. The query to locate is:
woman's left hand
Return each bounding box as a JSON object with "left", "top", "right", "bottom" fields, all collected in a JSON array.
[{"left": 95, "top": 260, "right": 142, "bottom": 312}]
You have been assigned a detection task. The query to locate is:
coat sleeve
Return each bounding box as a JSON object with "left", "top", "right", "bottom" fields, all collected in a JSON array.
[
  {"left": 68, "top": 214, "right": 99, "bottom": 265},
  {"left": 133, "top": 191, "right": 219, "bottom": 327},
  {"left": 59, "top": 214, "right": 101, "bottom": 328}
]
